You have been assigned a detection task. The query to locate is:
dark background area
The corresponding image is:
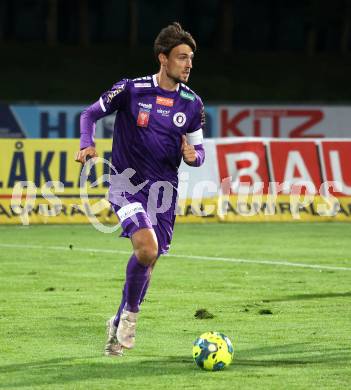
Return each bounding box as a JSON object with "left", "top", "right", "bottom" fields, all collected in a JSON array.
[{"left": 1, "top": 0, "right": 351, "bottom": 103}]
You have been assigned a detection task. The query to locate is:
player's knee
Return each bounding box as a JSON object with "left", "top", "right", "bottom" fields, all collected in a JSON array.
[
  {"left": 132, "top": 228, "right": 158, "bottom": 265},
  {"left": 135, "top": 245, "right": 158, "bottom": 265}
]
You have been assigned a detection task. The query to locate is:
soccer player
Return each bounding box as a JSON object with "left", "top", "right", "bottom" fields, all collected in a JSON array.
[{"left": 76, "top": 22, "right": 205, "bottom": 356}]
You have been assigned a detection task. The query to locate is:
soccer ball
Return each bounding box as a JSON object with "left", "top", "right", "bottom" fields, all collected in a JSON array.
[{"left": 192, "top": 331, "right": 234, "bottom": 371}]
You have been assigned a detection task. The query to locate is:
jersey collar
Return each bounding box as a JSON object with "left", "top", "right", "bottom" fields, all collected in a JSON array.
[{"left": 152, "top": 74, "right": 180, "bottom": 92}]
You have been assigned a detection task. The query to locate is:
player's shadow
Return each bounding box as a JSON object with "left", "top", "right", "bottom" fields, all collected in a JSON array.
[
  {"left": 0, "top": 355, "right": 195, "bottom": 389},
  {"left": 234, "top": 343, "right": 351, "bottom": 368},
  {"left": 264, "top": 291, "right": 351, "bottom": 302},
  {"left": 1, "top": 343, "right": 351, "bottom": 388},
  {"left": 0, "top": 344, "right": 350, "bottom": 387}
]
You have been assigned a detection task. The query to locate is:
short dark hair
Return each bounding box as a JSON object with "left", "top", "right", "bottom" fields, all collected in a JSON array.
[{"left": 154, "top": 22, "right": 196, "bottom": 63}]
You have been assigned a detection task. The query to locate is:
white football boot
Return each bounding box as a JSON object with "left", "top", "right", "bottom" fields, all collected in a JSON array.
[
  {"left": 116, "top": 309, "right": 138, "bottom": 349},
  {"left": 105, "top": 316, "right": 124, "bottom": 357}
]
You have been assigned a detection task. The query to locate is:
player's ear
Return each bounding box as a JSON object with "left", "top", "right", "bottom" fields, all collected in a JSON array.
[{"left": 159, "top": 53, "right": 167, "bottom": 66}]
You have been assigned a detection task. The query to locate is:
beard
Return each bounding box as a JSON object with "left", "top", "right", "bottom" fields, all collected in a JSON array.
[{"left": 166, "top": 69, "right": 187, "bottom": 84}]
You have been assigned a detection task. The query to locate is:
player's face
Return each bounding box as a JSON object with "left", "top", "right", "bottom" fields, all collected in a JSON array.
[{"left": 165, "top": 44, "right": 194, "bottom": 84}]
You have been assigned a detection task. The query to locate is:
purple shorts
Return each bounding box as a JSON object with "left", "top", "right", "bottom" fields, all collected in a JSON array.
[{"left": 111, "top": 186, "right": 177, "bottom": 255}]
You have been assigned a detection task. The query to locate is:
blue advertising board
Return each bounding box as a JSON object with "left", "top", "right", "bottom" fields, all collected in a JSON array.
[{"left": 0, "top": 103, "right": 218, "bottom": 139}]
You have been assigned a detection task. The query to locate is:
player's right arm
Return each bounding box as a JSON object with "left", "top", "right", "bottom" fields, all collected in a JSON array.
[{"left": 75, "top": 79, "right": 130, "bottom": 164}]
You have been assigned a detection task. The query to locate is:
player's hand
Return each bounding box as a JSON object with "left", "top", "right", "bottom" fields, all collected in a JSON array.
[
  {"left": 181, "top": 135, "right": 196, "bottom": 163},
  {"left": 75, "top": 146, "right": 98, "bottom": 164}
]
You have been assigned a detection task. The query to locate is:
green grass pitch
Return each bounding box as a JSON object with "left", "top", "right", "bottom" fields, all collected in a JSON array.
[{"left": 0, "top": 222, "right": 350, "bottom": 389}]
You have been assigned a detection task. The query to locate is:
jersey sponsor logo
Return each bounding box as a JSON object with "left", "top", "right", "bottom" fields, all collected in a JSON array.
[
  {"left": 137, "top": 108, "right": 150, "bottom": 127},
  {"left": 134, "top": 82, "right": 152, "bottom": 88},
  {"left": 157, "top": 108, "right": 170, "bottom": 117},
  {"left": 117, "top": 202, "right": 145, "bottom": 222},
  {"left": 173, "top": 112, "right": 187, "bottom": 127},
  {"left": 133, "top": 76, "right": 152, "bottom": 81},
  {"left": 156, "top": 96, "right": 174, "bottom": 107},
  {"left": 107, "top": 85, "right": 125, "bottom": 103},
  {"left": 138, "top": 102, "right": 152, "bottom": 109},
  {"left": 180, "top": 90, "right": 195, "bottom": 101}
]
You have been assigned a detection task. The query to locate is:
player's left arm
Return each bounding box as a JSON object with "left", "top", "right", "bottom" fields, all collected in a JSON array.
[{"left": 182, "top": 98, "right": 206, "bottom": 167}]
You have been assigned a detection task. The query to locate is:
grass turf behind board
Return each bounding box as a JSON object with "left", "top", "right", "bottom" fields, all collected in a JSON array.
[{"left": 0, "top": 223, "right": 350, "bottom": 389}]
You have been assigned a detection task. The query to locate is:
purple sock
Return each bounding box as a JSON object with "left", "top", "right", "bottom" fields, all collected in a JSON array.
[
  {"left": 113, "top": 285, "right": 126, "bottom": 327},
  {"left": 113, "top": 277, "right": 150, "bottom": 327},
  {"left": 114, "top": 254, "right": 148, "bottom": 313},
  {"left": 125, "top": 254, "right": 150, "bottom": 312},
  {"left": 139, "top": 277, "right": 150, "bottom": 304},
  {"left": 113, "top": 255, "right": 155, "bottom": 326}
]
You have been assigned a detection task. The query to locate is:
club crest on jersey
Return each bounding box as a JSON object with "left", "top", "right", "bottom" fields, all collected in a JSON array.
[
  {"left": 173, "top": 112, "right": 186, "bottom": 127},
  {"left": 137, "top": 108, "right": 150, "bottom": 127},
  {"left": 156, "top": 96, "right": 174, "bottom": 107}
]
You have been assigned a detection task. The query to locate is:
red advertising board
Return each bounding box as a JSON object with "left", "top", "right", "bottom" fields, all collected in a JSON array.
[
  {"left": 320, "top": 141, "right": 351, "bottom": 196},
  {"left": 216, "top": 140, "right": 343, "bottom": 195},
  {"left": 220, "top": 107, "right": 325, "bottom": 138},
  {"left": 269, "top": 141, "right": 322, "bottom": 194},
  {"left": 216, "top": 142, "right": 269, "bottom": 193}
]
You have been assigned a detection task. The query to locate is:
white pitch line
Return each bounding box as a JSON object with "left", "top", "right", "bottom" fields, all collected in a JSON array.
[
  {"left": 0, "top": 243, "right": 131, "bottom": 256},
  {"left": 167, "top": 253, "right": 351, "bottom": 272},
  {"left": 0, "top": 243, "right": 350, "bottom": 272}
]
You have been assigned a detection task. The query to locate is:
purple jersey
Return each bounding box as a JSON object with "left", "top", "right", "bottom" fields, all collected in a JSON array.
[{"left": 98, "top": 74, "right": 205, "bottom": 187}]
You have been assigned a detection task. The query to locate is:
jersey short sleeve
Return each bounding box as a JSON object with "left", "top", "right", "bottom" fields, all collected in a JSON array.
[
  {"left": 186, "top": 97, "right": 205, "bottom": 146},
  {"left": 99, "top": 79, "right": 130, "bottom": 114}
]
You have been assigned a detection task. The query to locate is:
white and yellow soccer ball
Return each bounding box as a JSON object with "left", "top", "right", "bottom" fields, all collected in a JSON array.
[{"left": 192, "top": 331, "right": 234, "bottom": 371}]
